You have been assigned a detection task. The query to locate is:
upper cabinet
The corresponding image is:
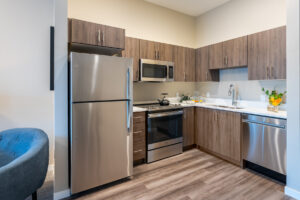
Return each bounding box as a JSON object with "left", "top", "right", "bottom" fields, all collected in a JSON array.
[
  {"left": 122, "top": 37, "right": 140, "bottom": 81},
  {"left": 248, "top": 26, "right": 286, "bottom": 80},
  {"left": 208, "top": 37, "right": 247, "bottom": 70},
  {"left": 68, "top": 19, "right": 125, "bottom": 49},
  {"left": 196, "top": 47, "right": 219, "bottom": 82},
  {"left": 174, "top": 46, "right": 196, "bottom": 82},
  {"left": 139, "top": 40, "right": 174, "bottom": 62},
  {"left": 223, "top": 36, "right": 248, "bottom": 68},
  {"left": 208, "top": 42, "right": 223, "bottom": 70}
]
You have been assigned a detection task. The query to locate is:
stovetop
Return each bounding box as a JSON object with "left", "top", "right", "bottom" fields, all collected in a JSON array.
[{"left": 135, "top": 103, "right": 183, "bottom": 112}]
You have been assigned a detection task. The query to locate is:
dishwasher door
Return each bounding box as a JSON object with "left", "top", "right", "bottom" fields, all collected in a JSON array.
[{"left": 243, "top": 115, "right": 286, "bottom": 175}]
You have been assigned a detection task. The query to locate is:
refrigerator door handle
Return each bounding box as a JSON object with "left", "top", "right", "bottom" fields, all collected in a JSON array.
[{"left": 126, "top": 68, "right": 131, "bottom": 132}]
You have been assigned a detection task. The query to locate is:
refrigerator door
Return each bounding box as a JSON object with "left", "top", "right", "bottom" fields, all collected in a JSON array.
[
  {"left": 71, "top": 52, "right": 133, "bottom": 102},
  {"left": 71, "top": 101, "right": 133, "bottom": 194}
]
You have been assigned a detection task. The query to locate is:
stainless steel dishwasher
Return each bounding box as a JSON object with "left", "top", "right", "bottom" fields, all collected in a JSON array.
[{"left": 242, "top": 114, "right": 287, "bottom": 177}]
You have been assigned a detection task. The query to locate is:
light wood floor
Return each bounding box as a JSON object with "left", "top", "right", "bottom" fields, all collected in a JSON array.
[{"left": 71, "top": 149, "right": 293, "bottom": 200}]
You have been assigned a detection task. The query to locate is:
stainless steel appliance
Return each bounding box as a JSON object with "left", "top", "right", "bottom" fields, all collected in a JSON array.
[
  {"left": 137, "top": 104, "right": 183, "bottom": 163},
  {"left": 140, "top": 59, "right": 174, "bottom": 82},
  {"left": 242, "top": 114, "right": 286, "bottom": 176},
  {"left": 70, "top": 52, "right": 133, "bottom": 194}
]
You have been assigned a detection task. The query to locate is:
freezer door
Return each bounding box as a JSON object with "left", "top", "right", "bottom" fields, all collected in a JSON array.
[
  {"left": 71, "top": 101, "right": 133, "bottom": 194},
  {"left": 71, "top": 52, "right": 133, "bottom": 102}
]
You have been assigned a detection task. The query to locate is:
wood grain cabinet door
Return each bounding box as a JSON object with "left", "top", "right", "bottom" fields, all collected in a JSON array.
[
  {"left": 69, "top": 19, "right": 100, "bottom": 46},
  {"left": 174, "top": 46, "right": 186, "bottom": 82},
  {"left": 103, "top": 25, "right": 125, "bottom": 49},
  {"left": 248, "top": 30, "right": 270, "bottom": 80},
  {"left": 208, "top": 42, "right": 223, "bottom": 69},
  {"left": 183, "top": 107, "right": 195, "bottom": 147},
  {"left": 269, "top": 26, "right": 286, "bottom": 79},
  {"left": 122, "top": 37, "right": 140, "bottom": 81},
  {"left": 158, "top": 43, "right": 174, "bottom": 62},
  {"left": 195, "top": 108, "right": 214, "bottom": 150},
  {"left": 223, "top": 36, "right": 247, "bottom": 68},
  {"left": 217, "top": 110, "right": 241, "bottom": 163},
  {"left": 185, "top": 48, "right": 196, "bottom": 82},
  {"left": 196, "top": 47, "right": 219, "bottom": 82},
  {"left": 140, "top": 40, "right": 158, "bottom": 60}
]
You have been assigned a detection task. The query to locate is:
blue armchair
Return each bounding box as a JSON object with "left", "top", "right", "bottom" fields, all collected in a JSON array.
[{"left": 0, "top": 128, "right": 49, "bottom": 200}]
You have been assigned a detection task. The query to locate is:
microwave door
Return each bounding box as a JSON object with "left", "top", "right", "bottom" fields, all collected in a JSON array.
[{"left": 140, "top": 59, "right": 168, "bottom": 82}]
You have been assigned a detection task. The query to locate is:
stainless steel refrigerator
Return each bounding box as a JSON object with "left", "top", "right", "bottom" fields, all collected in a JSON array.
[{"left": 69, "top": 52, "right": 133, "bottom": 194}]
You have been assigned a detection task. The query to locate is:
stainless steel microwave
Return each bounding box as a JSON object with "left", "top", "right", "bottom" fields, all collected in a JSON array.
[{"left": 140, "top": 59, "right": 174, "bottom": 82}]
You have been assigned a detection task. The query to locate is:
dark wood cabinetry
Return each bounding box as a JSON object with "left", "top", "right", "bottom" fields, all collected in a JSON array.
[
  {"left": 68, "top": 18, "right": 125, "bottom": 49},
  {"left": 133, "top": 112, "right": 146, "bottom": 162},
  {"left": 140, "top": 40, "right": 174, "bottom": 61},
  {"left": 195, "top": 107, "right": 242, "bottom": 166},
  {"left": 174, "top": 47, "right": 196, "bottom": 82},
  {"left": 183, "top": 107, "right": 195, "bottom": 148},
  {"left": 223, "top": 36, "right": 248, "bottom": 68},
  {"left": 208, "top": 42, "right": 223, "bottom": 69},
  {"left": 248, "top": 26, "right": 286, "bottom": 80},
  {"left": 208, "top": 37, "right": 247, "bottom": 70},
  {"left": 122, "top": 37, "right": 140, "bottom": 81},
  {"left": 196, "top": 47, "right": 219, "bottom": 82}
]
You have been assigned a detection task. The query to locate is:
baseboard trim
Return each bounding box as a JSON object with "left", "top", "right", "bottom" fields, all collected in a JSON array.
[
  {"left": 54, "top": 189, "right": 70, "bottom": 200},
  {"left": 285, "top": 186, "right": 300, "bottom": 199}
]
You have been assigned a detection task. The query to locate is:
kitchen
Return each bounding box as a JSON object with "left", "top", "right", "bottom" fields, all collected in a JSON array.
[{"left": 60, "top": 0, "right": 292, "bottom": 199}]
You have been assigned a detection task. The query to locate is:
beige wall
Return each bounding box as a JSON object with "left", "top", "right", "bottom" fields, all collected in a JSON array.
[
  {"left": 196, "top": 0, "right": 286, "bottom": 47},
  {"left": 134, "top": 82, "right": 197, "bottom": 102},
  {"left": 195, "top": 0, "right": 286, "bottom": 103},
  {"left": 68, "top": 0, "right": 196, "bottom": 48},
  {"left": 0, "top": 0, "right": 54, "bottom": 164}
]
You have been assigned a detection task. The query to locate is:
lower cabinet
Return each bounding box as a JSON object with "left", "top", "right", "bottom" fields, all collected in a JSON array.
[
  {"left": 195, "top": 107, "right": 242, "bottom": 165},
  {"left": 183, "top": 107, "right": 195, "bottom": 148},
  {"left": 133, "top": 112, "right": 146, "bottom": 162}
]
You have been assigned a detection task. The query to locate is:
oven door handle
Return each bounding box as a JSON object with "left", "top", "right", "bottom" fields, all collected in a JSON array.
[{"left": 148, "top": 110, "right": 183, "bottom": 119}]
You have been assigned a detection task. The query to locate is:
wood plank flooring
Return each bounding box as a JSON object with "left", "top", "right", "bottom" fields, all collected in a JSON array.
[{"left": 70, "top": 149, "right": 293, "bottom": 200}]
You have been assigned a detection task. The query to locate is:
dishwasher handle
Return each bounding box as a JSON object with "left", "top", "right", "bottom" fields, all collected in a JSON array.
[{"left": 242, "top": 119, "right": 286, "bottom": 129}]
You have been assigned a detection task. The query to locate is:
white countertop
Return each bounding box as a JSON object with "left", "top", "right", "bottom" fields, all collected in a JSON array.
[
  {"left": 133, "top": 98, "right": 287, "bottom": 119},
  {"left": 179, "top": 103, "right": 287, "bottom": 119},
  {"left": 133, "top": 106, "right": 148, "bottom": 112}
]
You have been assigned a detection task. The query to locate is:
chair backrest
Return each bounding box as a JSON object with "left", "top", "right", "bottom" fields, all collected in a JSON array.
[{"left": 0, "top": 128, "right": 48, "bottom": 166}]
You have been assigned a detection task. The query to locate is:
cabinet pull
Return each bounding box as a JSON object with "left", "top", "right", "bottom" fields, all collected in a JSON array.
[
  {"left": 102, "top": 30, "right": 105, "bottom": 43},
  {"left": 134, "top": 149, "right": 143, "bottom": 153},
  {"left": 133, "top": 131, "right": 143, "bottom": 134},
  {"left": 271, "top": 66, "right": 274, "bottom": 79},
  {"left": 266, "top": 67, "right": 269, "bottom": 79},
  {"left": 155, "top": 50, "right": 157, "bottom": 59},
  {"left": 97, "top": 30, "right": 101, "bottom": 43},
  {"left": 158, "top": 51, "right": 160, "bottom": 60},
  {"left": 206, "top": 71, "right": 208, "bottom": 81}
]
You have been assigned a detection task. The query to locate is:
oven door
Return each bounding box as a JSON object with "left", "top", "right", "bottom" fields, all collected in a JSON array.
[
  {"left": 147, "top": 110, "right": 183, "bottom": 150},
  {"left": 140, "top": 59, "right": 169, "bottom": 82}
]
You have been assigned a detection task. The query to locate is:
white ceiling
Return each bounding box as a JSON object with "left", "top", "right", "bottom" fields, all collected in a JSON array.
[{"left": 144, "top": 0, "right": 232, "bottom": 17}]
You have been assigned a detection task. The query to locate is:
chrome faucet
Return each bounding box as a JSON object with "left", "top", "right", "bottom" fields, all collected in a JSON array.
[{"left": 228, "top": 84, "right": 237, "bottom": 106}]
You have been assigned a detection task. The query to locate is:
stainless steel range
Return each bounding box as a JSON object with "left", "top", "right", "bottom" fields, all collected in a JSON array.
[{"left": 137, "top": 103, "right": 183, "bottom": 163}]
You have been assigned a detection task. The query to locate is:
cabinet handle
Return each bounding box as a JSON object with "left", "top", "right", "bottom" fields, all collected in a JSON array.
[
  {"left": 155, "top": 50, "right": 157, "bottom": 60},
  {"left": 134, "top": 149, "right": 143, "bottom": 153},
  {"left": 133, "top": 131, "right": 143, "bottom": 134},
  {"left": 206, "top": 71, "right": 208, "bottom": 81},
  {"left": 271, "top": 66, "right": 274, "bottom": 79},
  {"left": 266, "top": 67, "right": 269, "bottom": 79},
  {"left": 158, "top": 51, "right": 160, "bottom": 60},
  {"left": 102, "top": 30, "right": 105, "bottom": 44},
  {"left": 97, "top": 30, "right": 101, "bottom": 43}
]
